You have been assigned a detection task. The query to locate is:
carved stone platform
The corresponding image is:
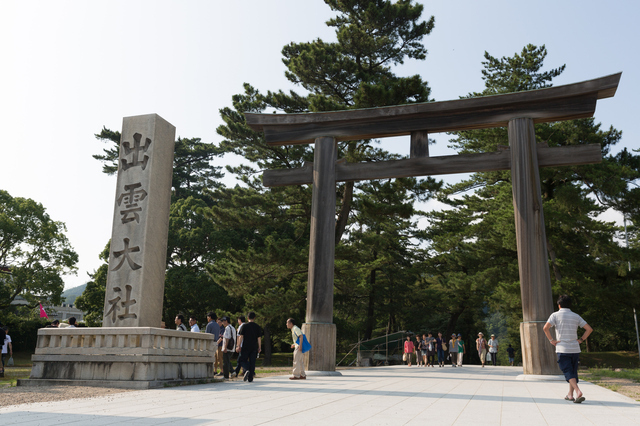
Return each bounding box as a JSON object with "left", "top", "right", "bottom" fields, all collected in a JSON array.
[{"left": 18, "top": 327, "right": 216, "bottom": 389}]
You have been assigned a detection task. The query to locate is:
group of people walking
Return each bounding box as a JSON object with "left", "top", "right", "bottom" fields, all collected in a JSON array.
[
  {"left": 400, "top": 295, "right": 592, "bottom": 405},
  {"left": 175, "top": 312, "right": 264, "bottom": 382},
  {"left": 175, "top": 312, "right": 307, "bottom": 382},
  {"left": 404, "top": 332, "right": 513, "bottom": 367}
]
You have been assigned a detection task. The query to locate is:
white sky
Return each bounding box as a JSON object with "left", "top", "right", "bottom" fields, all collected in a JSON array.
[{"left": 1, "top": 0, "right": 639, "bottom": 291}]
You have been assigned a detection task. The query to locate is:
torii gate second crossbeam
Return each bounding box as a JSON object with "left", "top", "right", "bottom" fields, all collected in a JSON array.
[{"left": 246, "top": 73, "right": 621, "bottom": 375}]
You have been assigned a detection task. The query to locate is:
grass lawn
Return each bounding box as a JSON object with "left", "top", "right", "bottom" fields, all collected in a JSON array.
[
  {"left": 1, "top": 352, "right": 33, "bottom": 387},
  {"left": 579, "top": 351, "right": 640, "bottom": 369},
  {"left": 0, "top": 367, "right": 31, "bottom": 387},
  {"left": 584, "top": 367, "right": 640, "bottom": 382}
]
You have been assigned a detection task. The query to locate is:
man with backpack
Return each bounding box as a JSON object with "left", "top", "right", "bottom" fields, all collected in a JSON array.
[{"left": 221, "top": 317, "right": 236, "bottom": 380}]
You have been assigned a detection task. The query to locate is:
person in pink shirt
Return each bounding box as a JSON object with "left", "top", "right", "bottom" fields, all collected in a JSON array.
[{"left": 404, "top": 335, "right": 415, "bottom": 366}]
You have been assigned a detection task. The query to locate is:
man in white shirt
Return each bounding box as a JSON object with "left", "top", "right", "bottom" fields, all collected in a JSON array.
[
  {"left": 189, "top": 316, "right": 200, "bottom": 333},
  {"left": 544, "top": 294, "right": 593, "bottom": 404},
  {"left": 221, "top": 317, "right": 236, "bottom": 380},
  {"left": 231, "top": 316, "right": 246, "bottom": 378}
]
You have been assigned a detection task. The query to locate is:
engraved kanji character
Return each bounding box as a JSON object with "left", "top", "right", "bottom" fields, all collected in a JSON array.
[
  {"left": 116, "top": 183, "right": 147, "bottom": 224},
  {"left": 119, "top": 207, "right": 143, "bottom": 224},
  {"left": 105, "top": 290, "right": 121, "bottom": 322},
  {"left": 116, "top": 183, "right": 147, "bottom": 207},
  {"left": 121, "top": 133, "right": 151, "bottom": 171},
  {"left": 105, "top": 285, "right": 137, "bottom": 322},
  {"left": 118, "top": 285, "right": 137, "bottom": 320},
  {"left": 111, "top": 238, "right": 142, "bottom": 271}
]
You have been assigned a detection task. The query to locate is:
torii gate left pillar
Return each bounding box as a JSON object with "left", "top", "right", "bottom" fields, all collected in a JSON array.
[{"left": 303, "top": 136, "right": 339, "bottom": 373}]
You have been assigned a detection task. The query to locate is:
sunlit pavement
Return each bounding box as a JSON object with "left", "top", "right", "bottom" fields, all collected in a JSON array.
[{"left": 1, "top": 364, "right": 638, "bottom": 425}]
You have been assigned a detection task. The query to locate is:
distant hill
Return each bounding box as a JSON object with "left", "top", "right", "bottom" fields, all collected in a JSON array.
[{"left": 62, "top": 283, "right": 87, "bottom": 305}]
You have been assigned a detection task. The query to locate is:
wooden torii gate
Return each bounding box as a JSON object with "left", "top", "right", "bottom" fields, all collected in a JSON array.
[{"left": 246, "top": 73, "right": 621, "bottom": 375}]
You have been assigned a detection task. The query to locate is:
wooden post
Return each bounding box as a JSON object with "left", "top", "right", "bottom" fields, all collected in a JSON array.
[
  {"left": 508, "top": 118, "right": 559, "bottom": 375},
  {"left": 410, "top": 130, "right": 429, "bottom": 158},
  {"left": 304, "top": 136, "right": 338, "bottom": 372}
]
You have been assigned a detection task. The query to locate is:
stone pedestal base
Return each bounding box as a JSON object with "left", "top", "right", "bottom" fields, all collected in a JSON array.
[
  {"left": 302, "top": 322, "right": 339, "bottom": 373},
  {"left": 520, "top": 322, "right": 560, "bottom": 375},
  {"left": 18, "top": 327, "right": 216, "bottom": 389}
]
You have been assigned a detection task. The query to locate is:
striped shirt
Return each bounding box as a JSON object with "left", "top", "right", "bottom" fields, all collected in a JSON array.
[{"left": 546, "top": 308, "right": 587, "bottom": 353}]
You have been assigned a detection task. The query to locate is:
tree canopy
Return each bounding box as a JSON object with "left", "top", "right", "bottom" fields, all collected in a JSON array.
[{"left": 0, "top": 190, "right": 78, "bottom": 311}]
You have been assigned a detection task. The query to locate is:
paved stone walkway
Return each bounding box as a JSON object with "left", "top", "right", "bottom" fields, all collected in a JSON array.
[{"left": 1, "top": 365, "right": 639, "bottom": 425}]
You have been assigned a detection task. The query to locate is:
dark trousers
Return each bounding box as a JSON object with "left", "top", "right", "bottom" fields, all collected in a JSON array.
[
  {"left": 238, "top": 349, "right": 258, "bottom": 381},
  {"left": 223, "top": 351, "right": 233, "bottom": 379},
  {"left": 557, "top": 353, "right": 580, "bottom": 383},
  {"left": 234, "top": 353, "right": 243, "bottom": 375},
  {"left": 437, "top": 348, "right": 445, "bottom": 363},
  {"left": 491, "top": 351, "right": 497, "bottom": 366}
]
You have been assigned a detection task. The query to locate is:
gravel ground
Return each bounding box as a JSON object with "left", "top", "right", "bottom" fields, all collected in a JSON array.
[
  {"left": 0, "top": 385, "right": 134, "bottom": 407},
  {"left": 581, "top": 375, "right": 640, "bottom": 401}
]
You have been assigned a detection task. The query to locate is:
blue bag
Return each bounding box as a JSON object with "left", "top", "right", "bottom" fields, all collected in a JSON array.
[{"left": 297, "top": 334, "right": 312, "bottom": 353}]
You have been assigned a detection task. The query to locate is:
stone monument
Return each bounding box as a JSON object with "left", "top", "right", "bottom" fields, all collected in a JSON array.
[
  {"left": 103, "top": 114, "right": 175, "bottom": 328},
  {"left": 20, "top": 114, "right": 217, "bottom": 389}
]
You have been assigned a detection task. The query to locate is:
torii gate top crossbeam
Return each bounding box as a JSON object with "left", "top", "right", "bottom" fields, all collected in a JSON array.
[{"left": 245, "top": 73, "right": 621, "bottom": 146}]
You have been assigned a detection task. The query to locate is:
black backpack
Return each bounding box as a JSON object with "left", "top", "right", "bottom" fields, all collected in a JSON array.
[{"left": 226, "top": 325, "right": 235, "bottom": 350}]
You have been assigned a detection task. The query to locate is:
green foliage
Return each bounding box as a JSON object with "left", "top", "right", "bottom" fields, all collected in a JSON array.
[
  {"left": 91, "top": 128, "right": 225, "bottom": 201},
  {"left": 479, "top": 44, "right": 565, "bottom": 94},
  {"left": 0, "top": 190, "right": 78, "bottom": 311},
  {"left": 281, "top": 0, "right": 434, "bottom": 110},
  {"left": 74, "top": 243, "right": 109, "bottom": 327},
  {"left": 581, "top": 352, "right": 640, "bottom": 369},
  {"left": 0, "top": 312, "right": 49, "bottom": 352}
]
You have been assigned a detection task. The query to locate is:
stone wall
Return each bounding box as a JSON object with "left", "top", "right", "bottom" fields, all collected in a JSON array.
[{"left": 21, "top": 327, "right": 217, "bottom": 389}]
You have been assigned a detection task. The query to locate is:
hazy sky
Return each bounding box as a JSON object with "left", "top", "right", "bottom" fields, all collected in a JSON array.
[{"left": 1, "top": 0, "right": 638, "bottom": 291}]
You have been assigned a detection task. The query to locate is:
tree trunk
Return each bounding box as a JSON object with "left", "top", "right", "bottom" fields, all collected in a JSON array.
[
  {"left": 335, "top": 142, "right": 357, "bottom": 244},
  {"left": 365, "top": 268, "right": 376, "bottom": 340},
  {"left": 335, "top": 181, "right": 354, "bottom": 243},
  {"left": 446, "top": 309, "right": 464, "bottom": 339},
  {"left": 262, "top": 324, "right": 272, "bottom": 366}
]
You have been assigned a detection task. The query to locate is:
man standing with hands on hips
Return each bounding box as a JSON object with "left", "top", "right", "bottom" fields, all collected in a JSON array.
[{"left": 544, "top": 294, "right": 593, "bottom": 404}]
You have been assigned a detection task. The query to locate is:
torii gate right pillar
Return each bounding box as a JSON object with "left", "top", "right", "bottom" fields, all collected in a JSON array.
[{"left": 509, "top": 118, "right": 560, "bottom": 375}]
